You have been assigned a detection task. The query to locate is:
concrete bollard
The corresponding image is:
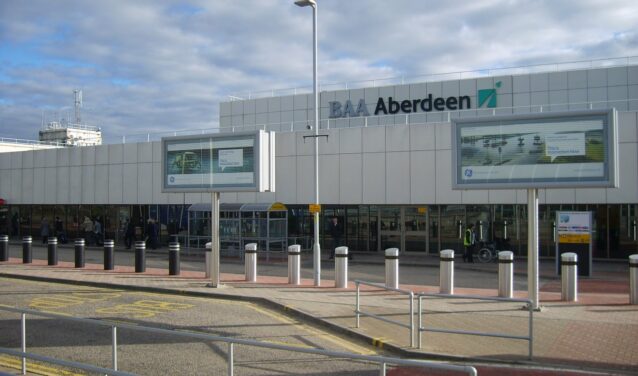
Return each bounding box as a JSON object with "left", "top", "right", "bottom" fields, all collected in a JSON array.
[
  {"left": 74, "top": 238, "right": 85, "bottom": 268},
  {"left": 630, "top": 254, "right": 638, "bottom": 305},
  {"left": 561, "top": 252, "right": 578, "bottom": 302},
  {"left": 335, "top": 246, "right": 349, "bottom": 288},
  {"left": 47, "top": 237, "right": 58, "bottom": 266},
  {"left": 288, "top": 244, "right": 301, "bottom": 285},
  {"left": 0, "top": 235, "right": 8, "bottom": 262},
  {"left": 440, "top": 249, "right": 454, "bottom": 294},
  {"left": 245, "top": 243, "right": 257, "bottom": 282},
  {"left": 169, "top": 242, "right": 180, "bottom": 276},
  {"left": 103, "top": 240, "right": 114, "bottom": 270},
  {"left": 135, "top": 241, "right": 146, "bottom": 273},
  {"left": 22, "top": 236, "right": 32, "bottom": 264},
  {"left": 498, "top": 251, "right": 514, "bottom": 298},
  {"left": 385, "top": 248, "right": 399, "bottom": 289}
]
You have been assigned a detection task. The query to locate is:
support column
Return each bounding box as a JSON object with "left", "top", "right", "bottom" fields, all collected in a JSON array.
[{"left": 527, "top": 188, "right": 540, "bottom": 310}]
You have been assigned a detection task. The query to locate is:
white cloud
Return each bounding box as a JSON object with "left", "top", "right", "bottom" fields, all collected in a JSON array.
[{"left": 0, "top": 0, "right": 637, "bottom": 142}]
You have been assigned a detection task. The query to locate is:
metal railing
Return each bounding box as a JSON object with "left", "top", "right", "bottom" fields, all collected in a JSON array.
[
  {"left": 417, "top": 293, "right": 534, "bottom": 360},
  {"left": 116, "top": 97, "right": 638, "bottom": 144},
  {"left": 228, "top": 55, "right": 638, "bottom": 100},
  {"left": 354, "top": 280, "right": 416, "bottom": 348},
  {"left": 0, "top": 305, "right": 477, "bottom": 376}
]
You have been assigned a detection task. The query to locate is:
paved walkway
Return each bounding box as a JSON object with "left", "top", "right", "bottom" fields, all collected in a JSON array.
[{"left": 1, "top": 250, "right": 637, "bottom": 375}]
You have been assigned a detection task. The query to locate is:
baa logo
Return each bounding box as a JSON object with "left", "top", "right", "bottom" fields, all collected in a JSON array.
[
  {"left": 169, "top": 176, "right": 175, "bottom": 183},
  {"left": 464, "top": 168, "right": 473, "bottom": 177}
]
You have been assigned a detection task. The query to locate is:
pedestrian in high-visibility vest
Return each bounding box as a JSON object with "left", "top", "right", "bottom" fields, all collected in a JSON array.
[{"left": 463, "top": 223, "right": 476, "bottom": 263}]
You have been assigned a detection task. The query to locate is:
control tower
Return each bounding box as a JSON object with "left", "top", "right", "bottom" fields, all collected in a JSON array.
[{"left": 38, "top": 90, "right": 102, "bottom": 146}]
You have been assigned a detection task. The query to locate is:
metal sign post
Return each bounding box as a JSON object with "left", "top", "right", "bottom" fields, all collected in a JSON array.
[
  {"left": 210, "top": 191, "right": 220, "bottom": 287},
  {"left": 527, "top": 189, "right": 540, "bottom": 310}
]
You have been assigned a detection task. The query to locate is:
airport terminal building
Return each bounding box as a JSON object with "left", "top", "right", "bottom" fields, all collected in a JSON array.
[{"left": 1, "top": 59, "right": 638, "bottom": 259}]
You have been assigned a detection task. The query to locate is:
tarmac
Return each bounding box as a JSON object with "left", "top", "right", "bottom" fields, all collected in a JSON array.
[{"left": 0, "top": 244, "right": 637, "bottom": 376}]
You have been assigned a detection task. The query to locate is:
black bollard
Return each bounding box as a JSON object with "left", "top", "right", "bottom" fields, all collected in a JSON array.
[
  {"left": 104, "top": 239, "right": 114, "bottom": 270},
  {"left": 135, "top": 241, "right": 146, "bottom": 273},
  {"left": 22, "top": 236, "right": 32, "bottom": 264},
  {"left": 47, "top": 237, "right": 58, "bottom": 266},
  {"left": 169, "top": 242, "right": 180, "bottom": 276},
  {"left": 0, "top": 235, "right": 8, "bottom": 262},
  {"left": 75, "top": 238, "right": 85, "bottom": 268}
]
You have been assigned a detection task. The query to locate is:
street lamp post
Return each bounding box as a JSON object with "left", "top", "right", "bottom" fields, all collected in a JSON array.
[{"left": 295, "top": 0, "right": 321, "bottom": 286}]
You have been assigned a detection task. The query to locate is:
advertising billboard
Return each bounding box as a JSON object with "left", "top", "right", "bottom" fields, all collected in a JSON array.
[
  {"left": 162, "top": 130, "right": 275, "bottom": 192},
  {"left": 452, "top": 109, "right": 618, "bottom": 189}
]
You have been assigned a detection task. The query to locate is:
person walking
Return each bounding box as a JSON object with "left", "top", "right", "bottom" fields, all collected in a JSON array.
[
  {"left": 54, "top": 216, "right": 66, "bottom": 243},
  {"left": 82, "top": 216, "right": 94, "bottom": 245},
  {"left": 40, "top": 217, "right": 50, "bottom": 244},
  {"left": 463, "top": 223, "right": 476, "bottom": 263},
  {"left": 93, "top": 217, "right": 103, "bottom": 246},
  {"left": 328, "top": 216, "right": 342, "bottom": 260},
  {"left": 124, "top": 219, "right": 134, "bottom": 249}
]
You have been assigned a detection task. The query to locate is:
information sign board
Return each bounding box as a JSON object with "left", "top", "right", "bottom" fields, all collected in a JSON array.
[
  {"left": 452, "top": 109, "right": 618, "bottom": 189},
  {"left": 162, "top": 130, "right": 275, "bottom": 193},
  {"left": 555, "top": 211, "right": 592, "bottom": 276}
]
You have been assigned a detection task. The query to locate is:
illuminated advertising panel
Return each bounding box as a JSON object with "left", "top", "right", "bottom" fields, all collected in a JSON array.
[
  {"left": 162, "top": 130, "right": 274, "bottom": 192},
  {"left": 452, "top": 109, "right": 618, "bottom": 189}
]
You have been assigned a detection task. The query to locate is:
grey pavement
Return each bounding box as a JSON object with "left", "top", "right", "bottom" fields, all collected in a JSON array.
[{"left": 0, "top": 243, "right": 637, "bottom": 375}]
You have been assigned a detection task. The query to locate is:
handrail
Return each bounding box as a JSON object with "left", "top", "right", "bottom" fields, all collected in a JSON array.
[
  {"left": 416, "top": 292, "right": 534, "bottom": 360},
  {"left": 354, "top": 280, "right": 415, "bottom": 348},
  {"left": 0, "top": 305, "right": 477, "bottom": 376},
  {"left": 118, "top": 97, "right": 637, "bottom": 144},
  {"left": 228, "top": 55, "right": 638, "bottom": 100}
]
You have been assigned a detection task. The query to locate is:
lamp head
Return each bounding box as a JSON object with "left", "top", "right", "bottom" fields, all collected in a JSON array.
[{"left": 294, "top": 0, "right": 316, "bottom": 8}]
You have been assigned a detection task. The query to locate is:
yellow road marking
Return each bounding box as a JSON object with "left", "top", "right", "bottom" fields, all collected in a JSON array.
[
  {"left": 248, "top": 302, "right": 376, "bottom": 355},
  {"left": 2, "top": 277, "right": 377, "bottom": 356},
  {"left": 0, "top": 355, "right": 84, "bottom": 376}
]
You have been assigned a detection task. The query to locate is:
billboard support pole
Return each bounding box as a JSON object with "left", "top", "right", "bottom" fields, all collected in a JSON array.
[
  {"left": 210, "top": 191, "right": 220, "bottom": 288},
  {"left": 527, "top": 188, "right": 540, "bottom": 310}
]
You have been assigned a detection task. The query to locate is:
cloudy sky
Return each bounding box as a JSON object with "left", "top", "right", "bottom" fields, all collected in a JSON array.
[{"left": 1, "top": 0, "right": 637, "bottom": 143}]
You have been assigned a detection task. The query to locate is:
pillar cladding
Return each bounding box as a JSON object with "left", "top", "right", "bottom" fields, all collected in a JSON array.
[
  {"left": 103, "top": 239, "right": 115, "bottom": 270},
  {"left": 47, "top": 237, "right": 58, "bottom": 266},
  {"left": 498, "top": 251, "right": 514, "bottom": 298},
  {"left": 385, "top": 248, "right": 399, "bottom": 289},
  {"left": 169, "top": 242, "right": 181, "bottom": 276},
  {"left": 75, "top": 238, "right": 85, "bottom": 268},
  {"left": 245, "top": 243, "right": 257, "bottom": 282},
  {"left": 439, "top": 249, "right": 454, "bottom": 294},
  {"left": 135, "top": 241, "right": 146, "bottom": 273},
  {"left": 335, "top": 246, "right": 349, "bottom": 288},
  {"left": 22, "top": 236, "right": 33, "bottom": 264},
  {"left": 288, "top": 244, "right": 301, "bottom": 285},
  {"left": 561, "top": 252, "right": 578, "bottom": 302},
  {"left": 0, "top": 235, "right": 9, "bottom": 262}
]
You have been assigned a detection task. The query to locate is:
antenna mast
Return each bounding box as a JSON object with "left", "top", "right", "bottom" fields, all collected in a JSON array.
[{"left": 74, "top": 89, "right": 83, "bottom": 124}]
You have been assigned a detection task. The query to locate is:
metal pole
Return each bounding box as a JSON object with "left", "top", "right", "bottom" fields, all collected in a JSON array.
[
  {"left": 355, "top": 282, "right": 360, "bottom": 328},
  {"left": 21, "top": 312, "right": 26, "bottom": 375},
  {"left": 311, "top": 3, "right": 321, "bottom": 287},
  {"left": 418, "top": 296, "right": 423, "bottom": 349},
  {"left": 528, "top": 302, "right": 534, "bottom": 360},
  {"left": 227, "top": 343, "right": 234, "bottom": 376},
  {"left": 112, "top": 326, "right": 118, "bottom": 371},
  {"left": 379, "top": 362, "right": 386, "bottom": 376},
  {"left": 527, "top": 188, "right": 540, "bottom": 310},
  {"left": 211, "top": 192, "right": 221, "bottom": 287},
  {"left": 409, "top": 292, "right": 414, "bottom": 348}
]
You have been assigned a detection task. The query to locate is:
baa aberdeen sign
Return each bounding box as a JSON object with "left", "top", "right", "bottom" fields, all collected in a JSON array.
[{"left": 329, "top": 82, "right": 501, "bottom": 118}]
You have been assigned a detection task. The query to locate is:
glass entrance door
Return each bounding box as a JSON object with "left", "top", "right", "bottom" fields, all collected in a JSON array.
[
  {"left": 618, "top": 204, "right": 638, "bottom": 258},
  {"left": 380, "top": 207, "right": 401, "bottom": 250},
  {"left": 379, "top": 206, "right": 429, "bottom": 252},
  {"left": 404, "top": 207, "right": 427, "bottom": 252}
]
